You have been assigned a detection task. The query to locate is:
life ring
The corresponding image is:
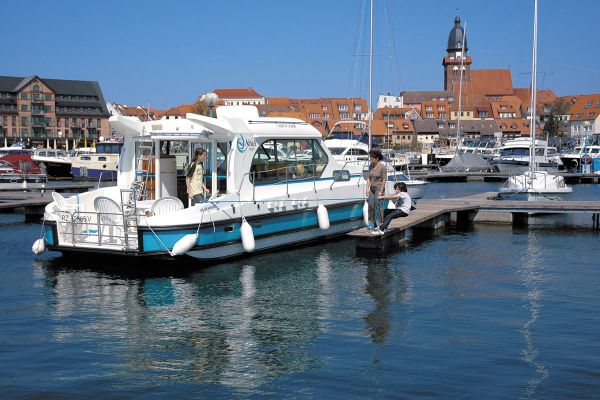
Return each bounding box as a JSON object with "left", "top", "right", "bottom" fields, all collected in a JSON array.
[{"left": 581, "top": 153, "right": 592, "bottom": 164}]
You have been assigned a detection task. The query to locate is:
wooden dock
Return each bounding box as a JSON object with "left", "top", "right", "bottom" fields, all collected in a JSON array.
[
  {"left": 0, "top": 183, "right": 94, "bottom": 221},
  {"left": 349, "top": 192, "right": 600, "bottom": 249},
  {"left": 408, "top": 170, "right": 600, "bottom": 184}
]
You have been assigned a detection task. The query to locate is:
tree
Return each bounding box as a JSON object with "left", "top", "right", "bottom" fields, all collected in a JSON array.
[
  {"left": 542, "top": 111, "right": 558, "bottom": 136},
  {"left": 191, "top": 98, "right": 210, "bottom": 116}
]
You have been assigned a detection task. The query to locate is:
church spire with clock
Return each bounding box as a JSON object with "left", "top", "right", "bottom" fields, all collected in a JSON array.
[{"left": 443, "top": 16, "right": 472, "bottom": 90}]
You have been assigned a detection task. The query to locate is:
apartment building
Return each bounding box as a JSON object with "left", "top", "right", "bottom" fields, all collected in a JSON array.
[{"left": 0, "top": 75, "right": 110, "bottom": 146}]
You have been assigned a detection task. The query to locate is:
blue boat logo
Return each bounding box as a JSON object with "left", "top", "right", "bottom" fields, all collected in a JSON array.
[{"left": 237, "top": 136, "right": 247, "bottom": 153}]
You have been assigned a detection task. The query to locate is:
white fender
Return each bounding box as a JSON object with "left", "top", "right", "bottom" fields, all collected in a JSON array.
[
  {"left": 240, "top": 218, "right": 255, "bottom": 252},
  {"left": 32, "top": 238, "right": 46, "bottom": 255},
  {"left": 317, "top": 202, "right": 330, "bottom": 230},
  {"left": 363, "top": 200, "right": 369, "bottom": 225},
  {"left": 171, "top": 233, "right": 198, "bottom": 256}
]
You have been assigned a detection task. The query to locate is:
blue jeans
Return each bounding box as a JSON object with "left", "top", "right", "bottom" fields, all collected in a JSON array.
[
  {"left": 368, "top": 187, "right": 383, "bottom": 228},
  {"left": 380, "top": 209, "right": 408, "bottom": 230}
]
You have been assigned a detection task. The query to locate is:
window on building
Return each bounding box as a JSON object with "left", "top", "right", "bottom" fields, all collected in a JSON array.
[
  {"left": 340, "top": 112, "right": 350, "bottom": 119},
  {"left": 576, "top": 113, "right": 583, "bottom": 118},
  {"left": 583, "top": 100, "right": 593, "bottom": 109},
  {"left": 338, "top": 104, "right": 348, "bottom": 111},
  {"left": 354, "top": 104, "right": 362, "bottom": 112},
  {"left": 309, "top": 113, "right": 320, "bottom": 119}
]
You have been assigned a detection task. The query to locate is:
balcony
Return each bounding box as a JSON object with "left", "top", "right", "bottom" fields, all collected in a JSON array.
[{"left": 31, "top": 109, "right": 45, "bottom": 115}]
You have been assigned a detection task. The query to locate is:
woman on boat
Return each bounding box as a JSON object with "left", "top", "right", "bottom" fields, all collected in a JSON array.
[
  {"left": 376, "top": 181, "right": 411, "bottom": 234},
  {"left": 186, "top": 147, "right": 208, "bottom": 205},
  {"left": 365, "top": 148, "right": 386, "bottom": 230}
]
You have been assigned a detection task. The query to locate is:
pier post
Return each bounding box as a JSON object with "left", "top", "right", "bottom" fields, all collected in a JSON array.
[
  {"left": 512, "top": 212, "right": 529, "bottom": 228},
  {"left": 456, "top": 210, "right": 478, "bottom": 229}
]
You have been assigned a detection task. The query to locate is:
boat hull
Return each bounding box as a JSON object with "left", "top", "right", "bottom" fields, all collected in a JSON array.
[
  {"left": 491, "top": 160, "right": 559, "bottom": 174},
  {"left": 45, "top": 201, "right": 366, "bottom": 260},
  {"left": 71, "top": 166, "right": 117, "bottom": 181},
  {"left": 39, "top": 161, "right": 72, "bottom": 178}
]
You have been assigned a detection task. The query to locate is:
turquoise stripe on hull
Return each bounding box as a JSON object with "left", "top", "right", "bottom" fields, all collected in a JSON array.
[
  {"left": 141, "top": 202, "right": 364, "bottom": 253},
  {"left": 44, "top": 226, "right": 55, "bottom": 246}
]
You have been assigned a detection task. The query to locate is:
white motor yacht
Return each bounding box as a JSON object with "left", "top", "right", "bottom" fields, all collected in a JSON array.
[{"left": 36, "top": 106, "right": 402, "bottom": 261}]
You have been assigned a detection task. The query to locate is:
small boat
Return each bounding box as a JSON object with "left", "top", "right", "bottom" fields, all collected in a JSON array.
[
  {"left": 0, "top": 149, "right": 47, "bottom": 184},
  {"left": 71, "top": 141, "right": 123, "bottom": 181},
  {"left": 559, "top": 134, "right": 600, "bottom": 171},
  {"left": 32, "top": 148, "right": 72, "bottom": 178}
]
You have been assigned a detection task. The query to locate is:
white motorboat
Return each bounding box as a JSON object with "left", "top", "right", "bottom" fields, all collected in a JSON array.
[
  {"left": 559, "top": 134, "right": 600, "bottom": 171},
  {"left": 32, "top": 148, "right": 72, "bottom": 178},
  {"left": 490, "top": 138, "right": 562, "bottom": 173},
  {"left": 324, "top": 138, "right": 427, "bottom": 199},
  {"left": 498, "top": 0, "right": 571, "bottom": 202},
  {"left": 35, "top": 106, "right": 395, "bottom": 260},
  {"left": 71, "top": 141, "right": 123, "bottom": 181}
]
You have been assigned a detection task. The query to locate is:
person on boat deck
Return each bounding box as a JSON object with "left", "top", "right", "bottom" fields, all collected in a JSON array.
[
  {"left": 186, "top": 147, "right": 208, "bottom": 206},
  {"left": 366, "top": 148, "right": 387, "bottom": 230},
  {"left": 376, "top": 181, "right": 412, "bottom": 234}
]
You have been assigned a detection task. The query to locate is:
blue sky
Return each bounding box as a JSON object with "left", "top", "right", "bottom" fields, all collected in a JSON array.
[{"left": 3, "top": 0, "right": 599, "bottom": 108}]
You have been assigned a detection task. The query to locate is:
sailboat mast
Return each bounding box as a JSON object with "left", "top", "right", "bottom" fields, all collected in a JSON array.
[
  {"left": 529, "top": 0, "right": 538, "bottom": 174},
  {"left": 455, "top": 21, "right": 467, "bottom": 151},
  {"left": 368, "top": 0, "right": 374, "bottom": 151}
]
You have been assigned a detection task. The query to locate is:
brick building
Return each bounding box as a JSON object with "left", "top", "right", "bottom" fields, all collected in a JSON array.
[{"left": 0, "top": 75, "right": 110, "bottom": 147}]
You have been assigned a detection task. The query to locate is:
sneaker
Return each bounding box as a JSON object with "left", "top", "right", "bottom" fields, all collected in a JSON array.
[
  {"left": 377, "top": 228, "right": 385, "bottom": 235},
  {"left": 371, "top": 229, "right": 381, "bottom": 235}
]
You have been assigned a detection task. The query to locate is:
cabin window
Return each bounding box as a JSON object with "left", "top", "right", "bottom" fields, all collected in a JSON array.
[{"left": 250, "top": 139, "right": 328, "bottom": 184}]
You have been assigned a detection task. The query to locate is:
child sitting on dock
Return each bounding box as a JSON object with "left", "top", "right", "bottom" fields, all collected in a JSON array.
[{"left": 375, "top": 182, "right": 412, "bottom": 234}]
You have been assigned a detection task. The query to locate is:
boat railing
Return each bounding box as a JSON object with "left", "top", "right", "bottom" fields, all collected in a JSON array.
[
  {"left": 239, "top": 162, "right": 348, "bottom": 203},
  {"left": 54, "top": 209, "right": 138, "bottom": 250}
]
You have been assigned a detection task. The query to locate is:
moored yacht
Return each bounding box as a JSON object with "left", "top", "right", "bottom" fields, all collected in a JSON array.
[
  {"left": 32, "top": 148, "right": 72, "bottom": 178},
  {"left": 71, "top": 141, "right": 123, "bottom": 181},
  {"left": 35, "top": 106, "right": 396, "bottom": 261},
  {"left": 490, "top": 137, "right": 562, "bottom": 173},
  {"left": 0, "top": 149, "right": 47, "bottom": 184}
]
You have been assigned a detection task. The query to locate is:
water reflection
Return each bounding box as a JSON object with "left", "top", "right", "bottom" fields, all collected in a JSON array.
[
  {"left": 34, "top": 249, "right": 336, "bottom": 389},
  {"left": 360, "top": 254, "right": 412, "bottom": 346},
  {"left": 519, "top": 232, "right": 549, "bottom": 398}
]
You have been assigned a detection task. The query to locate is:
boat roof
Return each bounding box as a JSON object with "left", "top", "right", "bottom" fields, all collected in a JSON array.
[{"left": 110, "top": 106, "right": 322, "bottom": 141}]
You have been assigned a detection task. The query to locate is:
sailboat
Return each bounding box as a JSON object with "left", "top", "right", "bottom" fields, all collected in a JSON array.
[{"left": 499, "top": 0, "right": 571, "bottom": 201}]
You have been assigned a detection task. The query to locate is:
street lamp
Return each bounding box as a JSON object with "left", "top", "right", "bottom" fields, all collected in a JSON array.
[
  {"left": 201, "top": 92, "right": 219, "bottom": 117},
  {"left": 582, "top": 121, "right": 591, "bottom": 174},
  {"left": 57, "top": 130, "right": 64, "bottom": 151}
]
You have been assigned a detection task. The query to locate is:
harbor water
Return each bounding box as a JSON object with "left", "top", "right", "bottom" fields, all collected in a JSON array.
[{"left": 1, "top": 182, "right": 600, "bottom": 398}]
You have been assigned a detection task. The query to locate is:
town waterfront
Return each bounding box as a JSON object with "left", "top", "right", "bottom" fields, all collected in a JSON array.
[{"left": 1, "top": 183, "right": 600, "bottom": 398}]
